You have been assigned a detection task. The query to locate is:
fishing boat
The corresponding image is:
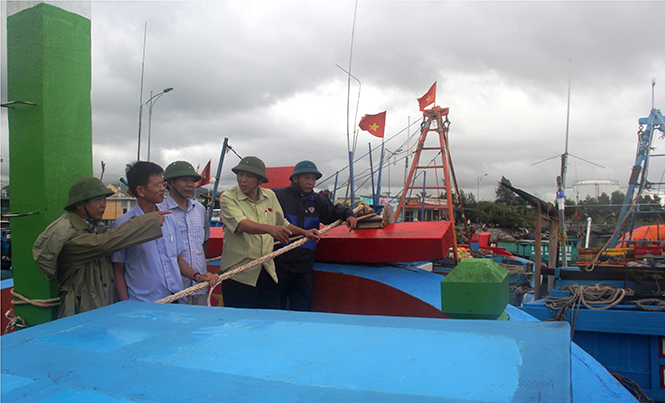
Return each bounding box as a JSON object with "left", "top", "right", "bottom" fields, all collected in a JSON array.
[
  {"left": 1, "top": 254, "right": 640, "bottom": 403},
  {"left": 0, "top": 3, "right": 644, "bottom": 402},
  {"left": 513, "top": 98, "right": 665, "bottom": 403}
]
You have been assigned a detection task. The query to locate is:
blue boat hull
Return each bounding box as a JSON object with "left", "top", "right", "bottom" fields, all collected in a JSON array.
[{"left": 1, "top": 263, "right": 638, "bottom": 402}]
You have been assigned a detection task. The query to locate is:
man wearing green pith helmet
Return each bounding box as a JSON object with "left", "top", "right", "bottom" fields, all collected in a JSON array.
[
  {"left": 219, "top": 156, "right": 319, "bottom": 309},
  {"left": 158, "top": 161, "right": 211, "bottom": 306},
  {"left": 274, "top": 161, "right": 357, "bottom": 311},
  {"left": 33, "top": 177, "right": 169, "bottom": 318}
]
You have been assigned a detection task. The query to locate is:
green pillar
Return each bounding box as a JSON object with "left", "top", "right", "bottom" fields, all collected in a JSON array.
[{"left": 7, "top": 2, "right": 92, "bottom": 326}]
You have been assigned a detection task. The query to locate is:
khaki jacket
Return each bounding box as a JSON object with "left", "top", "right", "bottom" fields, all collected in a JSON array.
[{"left": 33, "top": 211, "right": 162, "bottom": 318}]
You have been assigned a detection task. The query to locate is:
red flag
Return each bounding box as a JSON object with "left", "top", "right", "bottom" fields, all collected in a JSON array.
[
  {"left": 195, "top": 160, "right": 211, "bottom": 188},
  {"left": 417, "top": 81, "right": 436, "bottom": 111},
  {"left": 358, "top": 111, "right": 386, "bottom": 138}
]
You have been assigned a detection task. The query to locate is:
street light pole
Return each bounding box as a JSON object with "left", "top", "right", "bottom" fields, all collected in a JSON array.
[
  {"left": 146, "top": 87, "right": 173, "bottom": 161},
  {"left": 476, "top": 173, "right": 488, "bottom": 210}
]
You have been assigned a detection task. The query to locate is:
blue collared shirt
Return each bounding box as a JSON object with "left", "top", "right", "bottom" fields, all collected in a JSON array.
[
  {"left": 110, "top": 204, "right": 185, "bottom": 302},
  {"left": 158, "top": 196, "right": 210, "bottom": 293}
]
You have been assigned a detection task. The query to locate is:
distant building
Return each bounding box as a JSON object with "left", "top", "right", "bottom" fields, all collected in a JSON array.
[
  {"left": 102, "top": 184, "right": 136, "bottom": 223},
  {"left": 572, "top": 180, "right": 620, "bottom": 200},
  {"left": 359, "top": 195, "right": 449, "bottom": 222}
]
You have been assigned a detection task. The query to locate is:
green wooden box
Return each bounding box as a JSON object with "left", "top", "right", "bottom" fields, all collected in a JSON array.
[{"left": 440, "top": 259, "right": 509, "bottom": 319}]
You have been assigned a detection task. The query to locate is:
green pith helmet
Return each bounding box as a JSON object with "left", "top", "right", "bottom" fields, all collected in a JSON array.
[
  {"left": 232, "top": 156, "right": 269, "bottom": 183},
  {"left": 164, "top": 161, "right": 202, "bottom": 181},
  {"left": 64, "top": 177, "right": 114, "bottom": 210},
  {"left": 290, "top": 160, "right": 322, "bottom": 181}
]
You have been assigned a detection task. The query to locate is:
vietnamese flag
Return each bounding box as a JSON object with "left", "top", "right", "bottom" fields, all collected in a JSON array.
[
  {"left": 195, "top": 159, "right": 211, "bottom": 187},
  {"left": 358, "top": 111, "right": 386, "bottom": 138},
  {"left": 417, "top": 81, "right": 436, "bottom": 111}
]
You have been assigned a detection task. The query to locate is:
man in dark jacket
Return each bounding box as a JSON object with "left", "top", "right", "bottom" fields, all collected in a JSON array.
[{"left": 274, "top": 161, "right": 357, "bottom": 311}]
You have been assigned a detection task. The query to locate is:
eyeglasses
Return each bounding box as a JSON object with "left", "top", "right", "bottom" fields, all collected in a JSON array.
[{"left": 143, "top": 181, "right": 167, "bottom": 190}]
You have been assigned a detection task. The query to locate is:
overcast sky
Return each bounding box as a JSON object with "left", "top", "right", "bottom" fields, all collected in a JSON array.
[{"left": 2, "top": 0, "right": 665, "bottom": 204}]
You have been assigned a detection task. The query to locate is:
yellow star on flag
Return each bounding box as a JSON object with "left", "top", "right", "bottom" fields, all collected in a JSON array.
[
  {"left": 211, "top": 292, "right": 224, "bottom": 306},
  {"left": 358, "top": 110, "right": 386, "bottom": 138}
]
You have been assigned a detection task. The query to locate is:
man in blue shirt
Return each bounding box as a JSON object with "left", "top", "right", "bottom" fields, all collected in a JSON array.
[
  {"left": 111, "top": 161, "right": 217, "bottom": 303},
  {"left": 158, "top": 161, "right": 210, "bottom": 305}
]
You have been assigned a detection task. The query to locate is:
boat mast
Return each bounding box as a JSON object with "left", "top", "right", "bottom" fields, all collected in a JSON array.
[
  {"left": 344, "top": 0, "right": 359, "bottom": 208},
  {"left": 609, "top": 79, "right": 665, "bottom": 247},
  {"left": 556, "top": 60, "right": 572, "bottom": 267},
  {"left": 394, "top": 106, "right": 459, "bottom": 262},
  {"left": 136, "top": 22, "right": 147, "bottom": 161}
]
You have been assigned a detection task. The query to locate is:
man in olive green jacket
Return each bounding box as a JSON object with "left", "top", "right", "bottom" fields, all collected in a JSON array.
[{"left": 33, "top": 177, "right": 170, "bottom": 318}]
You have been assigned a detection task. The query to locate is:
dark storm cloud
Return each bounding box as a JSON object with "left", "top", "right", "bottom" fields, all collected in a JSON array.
[{"left": 2, "top": 1, "right": 664, "bottom": 203}]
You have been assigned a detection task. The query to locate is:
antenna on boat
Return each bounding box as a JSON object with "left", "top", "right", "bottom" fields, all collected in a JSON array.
[
  {"left": 561, "top": 60, "right": 572, "bottom": 190},
  {"left": 136, "top": 22, "right": 147, "bottom": 161},
  {"left": 533, "top": 60, "right": 602, "bottom": 269},
  {"left": 342, "top": 0, "right": 360, "bottom": 208},
  {"left": 532, "top": 60, "right": 605, "bottom": 176},
  {"left": 556, "top": 60, "right": 573, "bottom": 267}
]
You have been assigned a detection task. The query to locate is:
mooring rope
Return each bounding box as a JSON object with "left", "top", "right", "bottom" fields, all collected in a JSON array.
[
  {"left": 156, "top": 203, "right": 372, "bottom": 304},
  {"left": 633, "top": 298, "right": 665, "bottom": 311},
  {"left": 4, "top": 310, "right": 26, "bottom": 335},
  {"left": 540, "top": 282, "right": 665, "bottom": 337},
  {"left": 10, "top": 288, "right": 60, "bottom": 308},
  {"left": 3, "top": 203, "right": 373, "bottom": 324},
  {"left": 546, "top": 283, "right": 633, "bottom": 316},
  {"left": 610, "top": 371, "right": 654, "bottom": 403},
  {"left": 4, "top": 289, "right": 60, "bottom": 333}
]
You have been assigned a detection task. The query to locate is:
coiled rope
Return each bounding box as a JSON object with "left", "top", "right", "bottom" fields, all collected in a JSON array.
[
  {"left": 156, "top": 203, "right": 372, "bottom": 304},
  {"left": 545, "top": 283, "right": 633, "bottom": 337},
  {"left": 633, "top": 297, "right": 665, "bottom": 311},
  {"left": 544, "top": 283, "right": 665, "bottom": 339}
]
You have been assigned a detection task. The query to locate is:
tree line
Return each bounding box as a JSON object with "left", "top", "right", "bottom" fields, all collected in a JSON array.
[{"left": 453, "top": 178, "right": 665, "bottom": 229}]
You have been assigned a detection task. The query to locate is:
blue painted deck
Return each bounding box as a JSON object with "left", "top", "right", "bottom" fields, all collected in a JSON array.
[
  {"left": 314, "top": 262, "right": 639, "bottom": 402},
  {"left": 1, "top": 264, "right": 639, "bottom": 402},
  {"left": 1, "top": 300, "right": 576, "bottom": 402}
]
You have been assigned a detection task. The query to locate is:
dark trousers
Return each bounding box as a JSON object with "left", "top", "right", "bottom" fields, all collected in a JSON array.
[
  {"left": 221, "top": 267, "right": 280, "bottom": 309},
  {"left": 276, "top": 269, "right": 313, "bottom": 311}
]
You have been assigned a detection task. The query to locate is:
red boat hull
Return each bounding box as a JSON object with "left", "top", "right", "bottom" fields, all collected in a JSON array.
[{"left": 207, "top": 227, "right": 224, "bottom": 258}]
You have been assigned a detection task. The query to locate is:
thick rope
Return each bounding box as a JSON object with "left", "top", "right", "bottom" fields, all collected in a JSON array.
[
  {"left": 633, "top": 298, "right": 665, "bottom": 311},
  {"left": 610, "top": 372, "right": 654, "bottom": 403},
  {"left": 10, "top": 288, "right": 60, "bottom": 308},
  {"left": 4, "top": 310, "right": 26, "bottom": 335},
  {"left": 4, "top": 289, "right": 60, "bottom": 333},
  {"left": 545, "top": 283, "right": 636, "bottom": 336},
  {"left": 156, "top": 203, "right": 371, "bottom": 304},
  {"left": 546, "top": 283, "right": 633, "bottom": 314}
]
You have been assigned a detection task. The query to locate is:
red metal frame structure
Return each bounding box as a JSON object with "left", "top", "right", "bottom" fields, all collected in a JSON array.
[{"left": 395, "top": 106, "right": 459, "bottom": 261}]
